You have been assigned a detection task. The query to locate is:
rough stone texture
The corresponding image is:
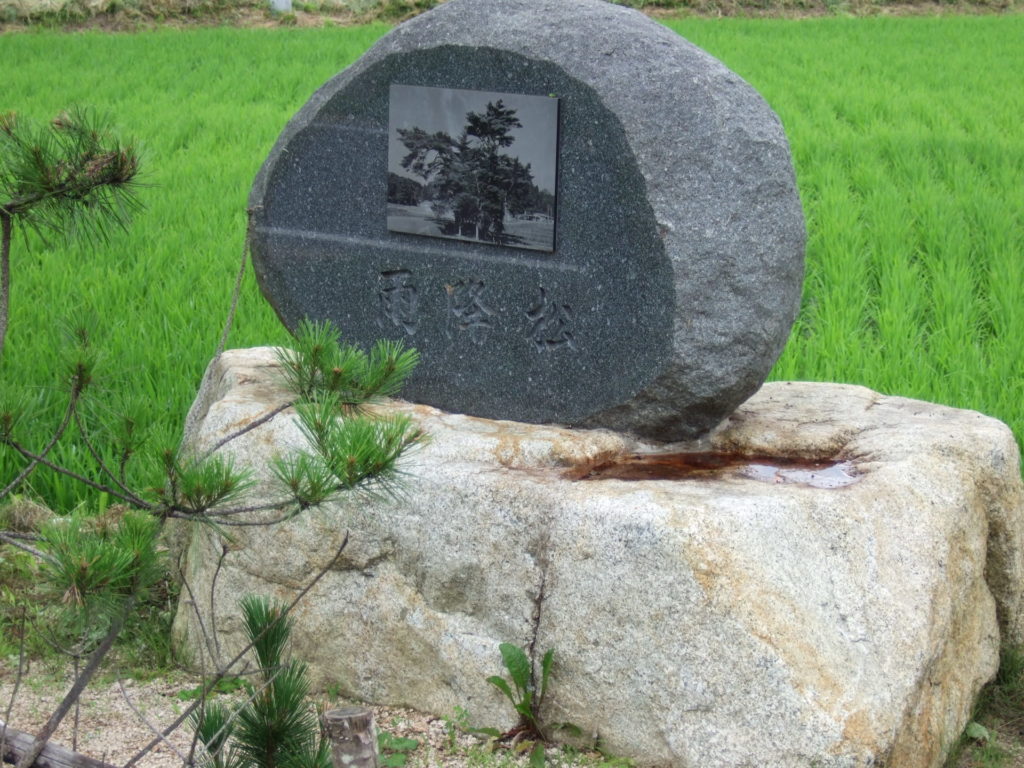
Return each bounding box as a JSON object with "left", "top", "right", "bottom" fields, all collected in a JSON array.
[
  {"left": 173, "top": 348, "right": 1024, "bottom": 768},
  {"left": 248, "top": 0, "right": 805, "bottom": 442}
]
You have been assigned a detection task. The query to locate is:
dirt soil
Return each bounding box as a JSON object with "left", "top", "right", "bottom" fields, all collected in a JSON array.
[{"left": 0, "top": 662, "right": 491, "bottom": 768}]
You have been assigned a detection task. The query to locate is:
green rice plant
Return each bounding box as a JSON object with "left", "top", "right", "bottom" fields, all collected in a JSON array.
[{"left": 665, "top": 16, "right": 1023, "bottom": 461}]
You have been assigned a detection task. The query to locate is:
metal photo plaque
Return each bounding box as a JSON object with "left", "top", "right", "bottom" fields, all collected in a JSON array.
[{"left": 387, "top": 85, "right": 559, "bottom": 253}]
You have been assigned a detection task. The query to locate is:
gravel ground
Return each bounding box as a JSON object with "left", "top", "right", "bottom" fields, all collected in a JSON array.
[{"left": 0, "top": 662, "right": 491, "bottom": 768}]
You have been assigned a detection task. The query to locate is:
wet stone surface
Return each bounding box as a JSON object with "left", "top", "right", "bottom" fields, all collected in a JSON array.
[
  {"left": 570, "top": 451, "right": 860, "bottom": 488},
  {"left": 249, "top": 0, "right": 805, "bottom": 441}
]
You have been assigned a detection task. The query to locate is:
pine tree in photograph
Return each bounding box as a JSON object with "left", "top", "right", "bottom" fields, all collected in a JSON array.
[{"left": 396, "top": 100, "right": 541, "bottom": 244}]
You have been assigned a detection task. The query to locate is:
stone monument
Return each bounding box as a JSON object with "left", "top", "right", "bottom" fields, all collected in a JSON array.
[
  {"left": 248, "top": 0, "right": 805, "bottom": 442},
  {"left": 172, "top": 2, "right": 1024, "bottom": 767}
]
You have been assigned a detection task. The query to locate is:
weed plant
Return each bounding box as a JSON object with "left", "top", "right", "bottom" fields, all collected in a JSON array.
[
  {"left": 377, "top": 731, "right": 420, "bottom": 767},
  {"left": 482, "top": 644, "right": 557, "bottom": 740}
]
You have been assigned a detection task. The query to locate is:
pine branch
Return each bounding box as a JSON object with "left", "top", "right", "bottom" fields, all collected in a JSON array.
[
  {"left": 3, "top": 437, "right": 152, "bottom": 508},
  {"left": 0, "top": 386, "right": 80, "bottom": 499},
  {"left": 0, "top": 109, "right": 140, "bottom": 228},
  {"left": 200, "top": 401, "right": 295, "bottom": 461},
  {"left": 0, "top": 212, "right": 10, "bottom": 358},
  {"left": 0, "top": 531, "right": 58, "bottom": 565},
  {"left": 71, "top": 406, "right": 151, "bottom": 505},
  {"left": 115, "top": 678, "right": 191, "bottom": 767},
  {"left": 214, "top": 217, "right": 252, "bottom": 360},
  {"left": 0, "top": 108, "right": 142, "bottom": 360}
]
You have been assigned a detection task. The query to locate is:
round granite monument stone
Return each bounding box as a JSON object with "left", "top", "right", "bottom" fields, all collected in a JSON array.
[{"left": 249, "top": 0, "right": 805, "bottom": 442}]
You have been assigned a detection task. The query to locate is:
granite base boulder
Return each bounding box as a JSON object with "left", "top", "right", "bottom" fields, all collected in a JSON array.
[{"left": 173, "top": 348, "right": 1024, "bottom": 768}]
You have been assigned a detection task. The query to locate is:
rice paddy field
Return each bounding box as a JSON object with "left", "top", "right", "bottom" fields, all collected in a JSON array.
[{"left": 1, "top": 15, "right": 1022, "bottom": 509}]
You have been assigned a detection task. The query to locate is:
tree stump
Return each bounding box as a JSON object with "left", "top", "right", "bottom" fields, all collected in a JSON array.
[{"left": 322, "top": 707, "right": 378, "bottom": 768}]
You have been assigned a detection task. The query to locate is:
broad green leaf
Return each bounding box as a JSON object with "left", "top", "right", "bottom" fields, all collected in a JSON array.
[
  {"left": 487, "top": 675, "right": 516, "bottom": 704},
  {"left": 515, "top": 689, "right": 535, "bottom": 724},
  {"left": 539, "top": 648, "right": 554, "bottom": 700},
  {"left": 965, "top": 721, "right": 992, "bottom": 743},
  {"left": 498, "top": 642, "right": 531, "bottom": 695}
]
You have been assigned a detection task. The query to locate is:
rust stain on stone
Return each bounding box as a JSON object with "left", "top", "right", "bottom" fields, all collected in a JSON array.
[{"left": 566, "top": 450, "right": 859, "bottom": 488}]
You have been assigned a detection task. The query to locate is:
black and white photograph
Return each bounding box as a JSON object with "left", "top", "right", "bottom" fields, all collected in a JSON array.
[{"left": 387, "top": 84, "right": 558, "bottom": 252}]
